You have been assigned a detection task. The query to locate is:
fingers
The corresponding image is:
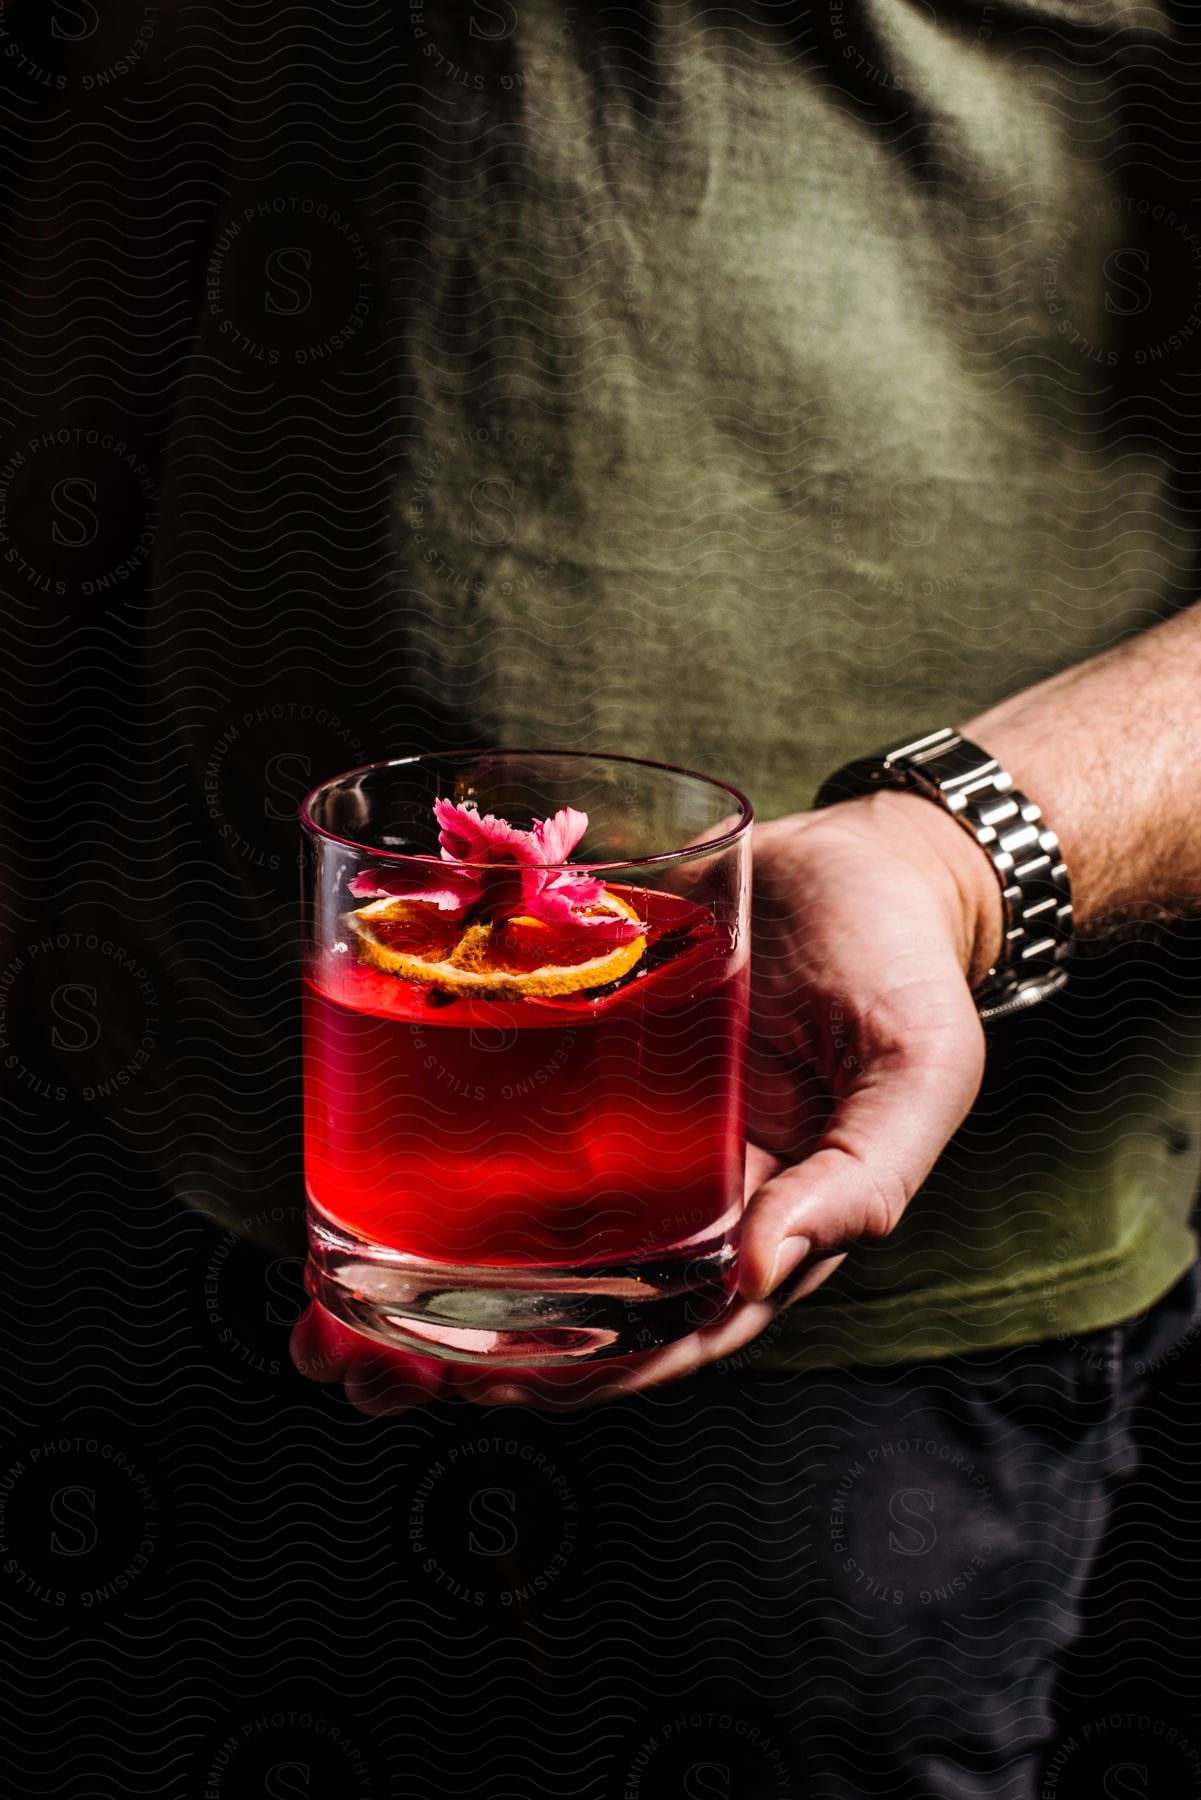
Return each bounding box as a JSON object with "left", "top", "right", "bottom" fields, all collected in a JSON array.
[
  {"left": 292, "top": 1291, "right": 782, "bottom": 1417},
  {"left": 343, "top": 1347, "right": 449, "bottom": 1417},
  {"left": 451, "top": 1357, "right": 630, "bottom": 1411},
  {"left": 739, "top": 1003, "right": 984, "bottom": 1302},
  {"left": 451, "top": 1296, "right": 780, "bottom": 1411},
  {"left": 289, "top": 1302, "right": 366, "bottom": 1383},
  {"left": 290, "top": 1303, "right": 451, "bottom": 1414}
]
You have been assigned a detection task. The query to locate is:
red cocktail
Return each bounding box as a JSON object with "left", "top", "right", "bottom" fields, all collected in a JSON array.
[{"left": 300, "top": 753, "right": 751, "bottom": 1364}]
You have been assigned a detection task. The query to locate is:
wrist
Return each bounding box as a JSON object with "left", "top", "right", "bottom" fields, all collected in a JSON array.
[{"left": 859, "top": 789, "right": 1006, "bottom": 990}]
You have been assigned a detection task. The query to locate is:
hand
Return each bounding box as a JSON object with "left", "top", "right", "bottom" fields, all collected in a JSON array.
[{"left": 291, "top": 790, "right": 1003, "bottom": 1414}]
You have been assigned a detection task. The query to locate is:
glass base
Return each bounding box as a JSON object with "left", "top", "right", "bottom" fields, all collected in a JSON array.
[{"left": 305, "top": 1208, "right": 738, "bottom": 1366}]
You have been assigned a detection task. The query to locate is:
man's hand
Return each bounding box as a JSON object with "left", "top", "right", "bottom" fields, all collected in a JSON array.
[{"left": 291, "top": 787, "right": 1004, "bottom": 1414}]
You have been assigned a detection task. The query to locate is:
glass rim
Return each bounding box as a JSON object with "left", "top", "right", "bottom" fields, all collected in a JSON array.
[{"left": 299, "top": 749, "right": 754, "bottom": 872}]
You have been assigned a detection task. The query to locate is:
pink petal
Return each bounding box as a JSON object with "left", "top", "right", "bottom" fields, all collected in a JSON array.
[
  {"left": 531, "top": 806, "right": 590, "bottom": 865},
  {"left": 538, "top": 867, "right": 607, "bottom": 907},
  {"left": 433, "top": 798, "right": 540, "bottom": 865},
  {"left": 518, "top": 883, "right": 644, "bottom": 944},
  {"left": 348, "top": 861, "right": 481, "bottom": 912}
]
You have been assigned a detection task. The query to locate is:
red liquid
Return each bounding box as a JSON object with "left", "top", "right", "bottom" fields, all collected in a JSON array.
[{"left": 304, "top": 890, "right": 747, "bottom": 1266}]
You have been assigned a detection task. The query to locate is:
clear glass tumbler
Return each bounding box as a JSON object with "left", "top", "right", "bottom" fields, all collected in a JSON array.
[{"left": 300, "top": 750, "right": 751, "bottom": 1364}]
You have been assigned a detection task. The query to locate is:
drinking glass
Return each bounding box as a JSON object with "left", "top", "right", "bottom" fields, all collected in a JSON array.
[{"left": 301, "top": 750, "right": 751, "bottom": 1364}]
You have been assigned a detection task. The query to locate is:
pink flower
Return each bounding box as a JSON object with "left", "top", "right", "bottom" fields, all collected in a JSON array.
[{"left": 349, "top": 800, "right": 643, "bottom": 944}]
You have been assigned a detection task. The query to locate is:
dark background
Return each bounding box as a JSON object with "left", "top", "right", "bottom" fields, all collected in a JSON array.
[{"left": 3, "top": 3, "right": 1201, "bottom": 1793}]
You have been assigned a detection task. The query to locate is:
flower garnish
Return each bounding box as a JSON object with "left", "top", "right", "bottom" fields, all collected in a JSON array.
[{"left": 349, "top": 800, "right": 643, "bottom": 946}]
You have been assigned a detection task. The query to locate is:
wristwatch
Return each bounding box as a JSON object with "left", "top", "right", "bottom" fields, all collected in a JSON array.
[{"left": 813, "top": 727, "right": 1074, "bottom": 1021}]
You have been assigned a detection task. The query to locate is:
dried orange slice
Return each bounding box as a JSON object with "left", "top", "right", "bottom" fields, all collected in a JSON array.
[{"left": 344, "top": 890, "right": 646, "bottom": 998}]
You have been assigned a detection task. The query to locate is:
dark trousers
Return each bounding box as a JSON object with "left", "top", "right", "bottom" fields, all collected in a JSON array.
[{"left": 490, "top": 1268, "right": 1201, "bottom": 1800}]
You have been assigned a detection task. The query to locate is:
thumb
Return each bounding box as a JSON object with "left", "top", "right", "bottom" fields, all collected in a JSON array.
[{"left": 739, "top": 1005, "right": 984, "bottom": 1302}]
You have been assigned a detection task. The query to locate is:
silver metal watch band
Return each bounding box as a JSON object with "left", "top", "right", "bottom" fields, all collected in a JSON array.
[{"left": 813, "top": 727, "right": 1074, "bottom": 1021}]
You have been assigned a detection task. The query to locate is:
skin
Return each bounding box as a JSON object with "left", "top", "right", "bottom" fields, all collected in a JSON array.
[{"left": 291, "top": 604, "right": 1201, "bottom": 1416}]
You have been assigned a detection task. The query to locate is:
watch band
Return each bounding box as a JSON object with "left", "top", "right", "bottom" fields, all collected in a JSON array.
[{"left": 813, "top": 727, "right": 1074, "bottom": 1021}]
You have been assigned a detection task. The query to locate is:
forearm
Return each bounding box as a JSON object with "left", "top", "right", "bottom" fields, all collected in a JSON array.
[{"left": 963, "top": 604, "right": 1201, "bottom": 941}]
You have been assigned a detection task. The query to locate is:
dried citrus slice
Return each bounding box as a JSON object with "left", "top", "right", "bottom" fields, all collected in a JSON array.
[{"left": 344, "top": 889, "right": 647, "bottom": 998}]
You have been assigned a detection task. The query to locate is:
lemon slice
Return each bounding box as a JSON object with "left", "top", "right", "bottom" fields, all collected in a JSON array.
[{"left": 344, "top": 890, "right": 646, "bottom": 998}]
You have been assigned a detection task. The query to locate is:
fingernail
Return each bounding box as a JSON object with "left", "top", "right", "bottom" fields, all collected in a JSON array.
[
  {"left": 486, "top": 1385, "right": 536, "bottom": 1407},
  {"left": 754, "top": 1236, "right": 811, "bottom": 1301}
]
